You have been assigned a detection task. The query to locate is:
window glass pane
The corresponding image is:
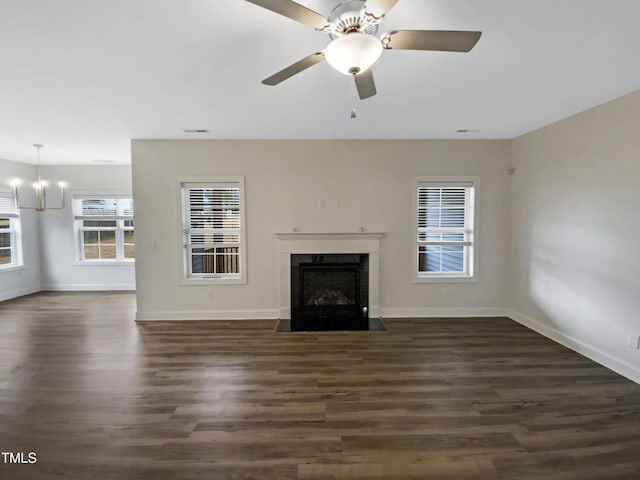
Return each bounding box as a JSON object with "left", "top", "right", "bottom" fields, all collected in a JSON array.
[
  {"left": 215, "top": 247, "right": 239, "bottom": 274},
  {"left": 191, "top": 251, "right": 215, "bottom": 274},
  {"left": 100, "top": 231, "right": 116, "bottom": 244},
  {"left": 124, "top": 231, "right": 135, "bottom": 259},
  {"left": 442, "top": 250, "right": 464, "bottom": 272},
  {"left": 0, "top": 232, "right": 10, "bottom": 248},
  {"left": 84, "top": 246, "right": 99, "bottom": 259},
  {"left": 83, "top": 231, "right": 99, "bottom": 245},
  {"left": 0, "top": 248, "right": 10, "bottom": 265},
  {"left": 124, "top": 219, "right": 134, "bottom": 227},
  {"left": 0, "top": 218, "right": 9, "bottom": 229},
  {"left": 100, "top": 245, "right": 116, "bottom": 259},
  {"left": 124, "top": 245, "right": 135, "bottom": 259}
]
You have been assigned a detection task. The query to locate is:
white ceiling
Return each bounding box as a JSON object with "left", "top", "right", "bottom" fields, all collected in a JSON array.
[{"left": 1, "top": 0, "right": 639, "bottom": 165}]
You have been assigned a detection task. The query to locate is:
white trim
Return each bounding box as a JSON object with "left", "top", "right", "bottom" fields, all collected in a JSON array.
[
  {"left": 43, "top": 283, "right": 136, "bottom": 291},
  {"left": 508, "top": 310, "right": 640, "bottom": 385},
  {"left": 177, "top": 176, "right": 247, "bottom": 285},
  {"left": 0, "top": 285, "right": 41, "bottom": 302},
  {"left": 135, "top": 309, "right": 279, "bottom": 321},
  {"left": 0, "top": 264, "right": 25, "bottom": 273},
  {"left": 412, "top": 176, "right": 479, "bottom": 282},
  {"left": 381, "top": 307, "right": 509, "bottom": 318},
  {"left": 73, "top": 261, "right": 135, "bottom": 267}
]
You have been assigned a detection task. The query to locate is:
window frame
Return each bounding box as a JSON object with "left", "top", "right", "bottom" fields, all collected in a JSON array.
[
  {"left": 412, "top": 176, "right": 479, "bottom": 283},
  {"left": 0, "top": 189, "right": 23, "bottom": 271},
  {"left": 178, "top": 176, "right": 247, "bottom": 285},
  {"left": 72, "top": 195, "right": 135, "bottom": 264}
]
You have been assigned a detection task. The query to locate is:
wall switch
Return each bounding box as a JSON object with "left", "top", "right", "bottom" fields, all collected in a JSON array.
[
  {"left": 337, "top": 199, "right": 343, "bottom": 207},
  {"left": 628, "top": 333, "right": 640, "bottom": 350},
  {"left": 207, "top": 290, "right": 215, "bottom": 301}
]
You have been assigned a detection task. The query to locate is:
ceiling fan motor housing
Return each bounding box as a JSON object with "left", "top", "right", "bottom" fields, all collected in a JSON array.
[{"left": 328, "top": 0, "right": 378, "bottom": 38}]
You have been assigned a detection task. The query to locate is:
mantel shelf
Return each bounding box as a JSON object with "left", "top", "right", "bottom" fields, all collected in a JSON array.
[{"left": 274, "top": 232, "right": 385, "bottom": 240}]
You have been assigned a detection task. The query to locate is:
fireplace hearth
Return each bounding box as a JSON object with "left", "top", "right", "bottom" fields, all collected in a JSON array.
[{"left": 291, "top": 254, "right": 368, "bottom": 331}]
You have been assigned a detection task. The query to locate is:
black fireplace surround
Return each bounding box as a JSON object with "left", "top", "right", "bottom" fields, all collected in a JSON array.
[{"left": 290, "top": 254, "right": 369, "bottom": 331}]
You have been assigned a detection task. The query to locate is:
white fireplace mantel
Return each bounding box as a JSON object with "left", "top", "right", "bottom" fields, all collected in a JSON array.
[{"left": 274, "top": 232, "right": 385, "bottom": 319}]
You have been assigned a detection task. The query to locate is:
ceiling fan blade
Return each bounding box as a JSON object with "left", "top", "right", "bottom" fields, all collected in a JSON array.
[
  {"left": 354, "top": 69, "right": 377, "bottom": 100},
  {"left": 245, "top": 0, "right": 328, "bottom": 30},
  {"left": 363, "top": 0, "right": 400, "bottom": 20},
  {"left": 383, "top": 30, "right": 482, "bottom": 52},
  {"left": 262, "top": 52, "right": 325, "bottom": 86}
]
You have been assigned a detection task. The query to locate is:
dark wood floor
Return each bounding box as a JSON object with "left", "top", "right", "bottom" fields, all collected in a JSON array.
[{"left": 0, "top": 292, "right": 639, "bottom": 479}]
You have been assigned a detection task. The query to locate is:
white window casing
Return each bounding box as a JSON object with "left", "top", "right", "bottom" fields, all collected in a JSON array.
[
  {"left": 0, "top": 189, "right": 22, "bottom": 270},
  {"left": 73, "top": 196, "right": 134, "bottom": 263},
  {"left": 412, "top": 176, "right": 478, "bottom": 282},
  {"left": 179, "top": 177, "right": 247, "bottom": 284}
]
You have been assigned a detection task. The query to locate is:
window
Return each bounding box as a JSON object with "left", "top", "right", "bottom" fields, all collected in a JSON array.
[
  {"left": 413, "top": 177, "right": 476, "bottom": 280},
  {"left": 0, "top": 190, "right": 22, "bottom": 269},
  {"left": 73, "top": 197, "right": 134, "bottom": 261},
  {"left": 181, "top": 178, "right": 246, "bottom": 283}
]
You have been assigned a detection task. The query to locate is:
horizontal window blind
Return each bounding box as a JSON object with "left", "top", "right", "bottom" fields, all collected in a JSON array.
[
  {"left": 0, "top": 190, "right": 18, "bottom": 218},
  {"left": 73, "top": 198, "right": 134, "bottom": 221},
  {"left": 416, "top": 183, "right": 474, "bottom": 275},
  {"left": 182, "top": 183, "right": 243, "bottom": 279}
]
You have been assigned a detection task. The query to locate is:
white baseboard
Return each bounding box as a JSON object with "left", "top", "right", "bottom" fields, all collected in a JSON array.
[
  {"left": 0, "top": 285, "right": 41, "bottom": 302},
  {"left": 508, "top": 310, "right": 640, "bottom": 385},
  {"left": 380, "top": 307, "right": 509, "bottom": 318},
  {"left": 43, "top": 283, "right": 136, "bottom": 291},
  {"left": 136, "top": 309, "right": 280, "bottom": 321}
]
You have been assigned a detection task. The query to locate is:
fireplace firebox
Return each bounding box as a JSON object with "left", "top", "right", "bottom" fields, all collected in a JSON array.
[{"left": 290, "top": 254, "right": 369, "bottom": 331}]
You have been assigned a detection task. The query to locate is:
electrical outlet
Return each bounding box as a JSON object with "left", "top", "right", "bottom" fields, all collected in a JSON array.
[
  {"left": 317, "top": 199, "right": 325, "bottom": 208},
  {"left": 628, "top": 333, "right": 640, "bottom": 350}
]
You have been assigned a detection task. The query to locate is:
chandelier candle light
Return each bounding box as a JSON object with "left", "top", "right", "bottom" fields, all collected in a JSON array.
[{"left": 10, "top": 144, "right": 66, "bottom": 212}]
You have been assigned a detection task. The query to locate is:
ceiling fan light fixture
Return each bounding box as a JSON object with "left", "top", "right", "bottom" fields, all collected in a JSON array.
[{"left": 324, "top": 32, "right": 382, "bottom": 75}]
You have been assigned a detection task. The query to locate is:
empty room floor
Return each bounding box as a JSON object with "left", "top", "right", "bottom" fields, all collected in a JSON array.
[{"left": 0, "top": 292, "right": 639, "bottom": 479}]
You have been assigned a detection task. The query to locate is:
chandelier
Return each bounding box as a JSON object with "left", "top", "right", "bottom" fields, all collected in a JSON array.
[{"left": 10, "top": 144, "right": 66, "bottom": 212}]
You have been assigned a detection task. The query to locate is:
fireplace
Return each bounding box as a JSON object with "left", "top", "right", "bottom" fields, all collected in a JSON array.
[{"left": 291, "top": 254, "right": 369, "bottom": 331}]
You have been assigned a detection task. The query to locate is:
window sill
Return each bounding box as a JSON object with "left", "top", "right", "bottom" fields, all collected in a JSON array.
[
  {"left": 73, "top": 261, "right": 135, "bottom": 267},
  {"left": 413, "top": 275, "right": 478, "bottom": 284},
  {"left": 0, "top": 264, "right": 25, "bottom": 273}
]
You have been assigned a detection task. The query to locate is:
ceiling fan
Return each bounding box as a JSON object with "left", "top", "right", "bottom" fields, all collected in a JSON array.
[{"left": 245, "top": 0, "right": 481, "bottom": 99}]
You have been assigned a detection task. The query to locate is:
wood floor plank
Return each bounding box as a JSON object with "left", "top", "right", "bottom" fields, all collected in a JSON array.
[{"left": 0, "top": 291, "right": 639, "bottom": 479}]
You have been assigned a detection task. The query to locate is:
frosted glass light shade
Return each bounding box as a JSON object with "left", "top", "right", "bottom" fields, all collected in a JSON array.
[{"left": 324, "top": 33, "right": 383, "bottom": 75}]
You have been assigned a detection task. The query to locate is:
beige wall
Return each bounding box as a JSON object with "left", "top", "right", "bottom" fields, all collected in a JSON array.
[
  {"left": 510, "top": 90, "right": 640, "bottom": 382},
  {"left": 132, "top": 139, "right": 511, "bottom": 320}
]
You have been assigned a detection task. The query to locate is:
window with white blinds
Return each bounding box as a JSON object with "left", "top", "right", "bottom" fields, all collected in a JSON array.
[
  {"left": 414, "top": 178, "right": 476, "bottom": 279},
  {"left": 73, "top": 197, "right": 134, "bottom": 261},
  {"left": 181, "top": 178, "right": 246, "bottom": 283},
  {"left": 0, "top": 189, "right": 22, "bottom": 268}
]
